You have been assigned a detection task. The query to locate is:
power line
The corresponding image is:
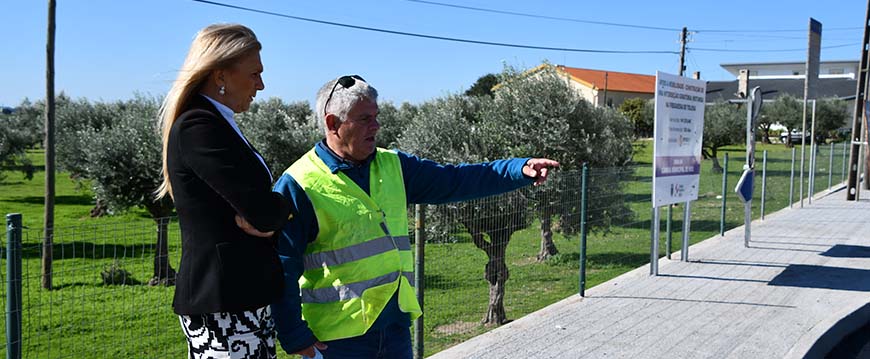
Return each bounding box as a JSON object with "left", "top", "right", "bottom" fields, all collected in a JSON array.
[
  {"left": 696, "top": 32, "right": 817, "bottom": 40},
  {"left": 405, "top": 0, "right": 681, "bottom": 32},
  {"left": 695, "top": 32, "right": 860, "bottom": 41},
  {"left": 687, "top": 42, "right": 859, "bottom": 53},
  {"left": 406, "top": 0, "right": 861, "bottom": 34},
  {"left": 190, "top": 0, "right": 679, "bottom": 54},
  {"left": 692, "top": 36, "right": 858, "bottom": 44},
  {"left": 694, "top": 27, "right": 862, "bottom": 33},
  {"left": 687, "top": 52, "right": 703, "bottom": 75}
]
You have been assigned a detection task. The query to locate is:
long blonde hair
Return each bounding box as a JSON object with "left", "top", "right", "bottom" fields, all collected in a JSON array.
[{"left": 156, "top": 24, "right": 261, "bottom": 199}]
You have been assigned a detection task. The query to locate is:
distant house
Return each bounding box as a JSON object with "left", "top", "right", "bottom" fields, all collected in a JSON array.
[
  {"left": 519, "top": 64, "right": 656, "bottom": 108},
  {"left": 707, "top": 60, "right": 858, "bottom": 102},
  {"left": 706, "top": 60, "right": 858, "bottom": 118},
  {"left": 516, "top": 61, "right": 858, "bottom": 111},
  {"left": 705, "top": 77, "right": 857, "bottom": 103},
  {"left": 720, "top": 60, "right": 858, "bottom": 80}
]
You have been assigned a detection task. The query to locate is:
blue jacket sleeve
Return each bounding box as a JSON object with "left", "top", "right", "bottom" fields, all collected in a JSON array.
[
  {"left": 271, "top": 173, "right": 319, "bottom": 353},
  {"left": 398, "top": 151, "right": 534, "bottom": 204}
]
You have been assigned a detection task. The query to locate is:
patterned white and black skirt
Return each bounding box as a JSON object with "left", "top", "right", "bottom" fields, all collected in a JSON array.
[{"left": 179, "top": 305, "right": 276, "bottom": 359}]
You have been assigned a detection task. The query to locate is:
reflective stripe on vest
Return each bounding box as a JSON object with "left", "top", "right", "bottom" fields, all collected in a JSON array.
[
  {"left": 301, "top": 271, "right": 415, "bottom": 303},
  {"left": 286, "top": 147, "right": 421, "bottom": 342},
  {"left": 303, "top": 235, "right": 411, "bottom": 271}
]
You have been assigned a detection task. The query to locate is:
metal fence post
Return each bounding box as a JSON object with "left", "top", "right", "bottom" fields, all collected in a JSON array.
[
  {"left": 859, "top": 141, "right": 866, "bottom": 200},
  {"left": 809, "top": 144, "right": 816, "bottom": 204},
  {"left": 789, "top": 147, "right": 796, "bottom": 208},
  {"left": 413, "top": 205, "right": 425, "bottom": 359},
  {"left": 651, "top": 206, "right": 660, "bottom": 276},
  {"left": 680, "top": 202, "right": 691, "bottom": 261},
  {"left": 6, "top": 213, "right": 22, "bottom": 359},
  {"left": 720, "top": 153, "right": 728, "bottom": 236},
  {"left": 666, "top": 205, "right": 672, "bottom": 260},
  {"left": 579, "top": 164, "right": 588, "bottom": 297},
  {"left": 798, "top": 125, "right": 807, "bottom": 208},
  {"left": 761, "top": 150, "right": 768, "bottom": 220},
  {"left": 828, "top": 142, "right": 834, "bottom": 190},
  {"left": 842, "top": 141, "right": 848, "bottom": 183}
]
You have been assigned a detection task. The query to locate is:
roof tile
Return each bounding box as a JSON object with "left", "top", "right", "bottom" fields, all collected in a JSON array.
[{"left": 557, "top": 65, "right": 656, "bottom": 94}]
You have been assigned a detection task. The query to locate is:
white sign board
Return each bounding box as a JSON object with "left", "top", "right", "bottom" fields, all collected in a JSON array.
[{"left": 652, "top": 71, "right": 706, "bottom": 207}]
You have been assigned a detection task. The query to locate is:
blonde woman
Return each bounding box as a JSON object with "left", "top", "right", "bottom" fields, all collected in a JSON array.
[{"left": 157, "top": 24, "right": 293, "bottom": 359}]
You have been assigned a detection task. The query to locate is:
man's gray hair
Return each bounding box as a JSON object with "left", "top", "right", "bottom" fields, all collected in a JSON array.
[{"left": 315, "top": 76, "right": 378, "bottom": 132}]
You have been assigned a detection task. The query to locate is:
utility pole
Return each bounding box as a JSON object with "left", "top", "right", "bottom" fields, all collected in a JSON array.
[
  {"left": 668, "top": 26, "right": 690, "bottom": 261},
  {"left": 678, "top": 27, "right": 688, "bottom": 76},
  {"left": 43, "top": 0, "right": 56, "bottom": 290},
  {"left": 668, "top": 26, "right": 690, "bottom": 263},
  {"left": 847, "top": 0, "right": 870, "bottom": 200}
]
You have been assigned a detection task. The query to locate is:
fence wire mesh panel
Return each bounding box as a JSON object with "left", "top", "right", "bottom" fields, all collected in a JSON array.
[
  {"left": 754, "top": 148, "right": 796, "bottom": 217},
  {"left": 1, "top": 218, "right": 184, "bottom": 358},
  {"left": 417, "top": 169, "right": 582, "bottom": 356},
  {"left": 789, "top": 142, "right": 848, "bottom": 207},
  {"left": 584, "top": 165, "right": 653, "bottom": 281}
]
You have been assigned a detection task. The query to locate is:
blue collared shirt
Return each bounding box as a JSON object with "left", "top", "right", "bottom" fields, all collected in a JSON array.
[{"left": 270, "top": 140, "right": 532, "bottom": 353}]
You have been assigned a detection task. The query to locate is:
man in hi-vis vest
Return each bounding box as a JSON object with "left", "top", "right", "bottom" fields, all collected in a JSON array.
[{"left": 271, "top": 75, "right": 559, "bottom": 358}]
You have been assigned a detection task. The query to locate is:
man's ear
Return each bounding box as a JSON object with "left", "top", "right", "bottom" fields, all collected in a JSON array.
[{"left": 325, "top": 113, "right": 340, "bottom": 133}]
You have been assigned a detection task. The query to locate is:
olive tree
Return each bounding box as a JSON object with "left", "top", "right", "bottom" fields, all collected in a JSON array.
[
  {"left": 465, "top": 73, "right": 499, "bottom": 98},
  {"left": 764, "top": 95, "right": 803, "bottom": 147},
  {"left": 3, "top": 98, "right": 44, "bottom": 147},
  {"left": 235, "top": 98, "right": 320, "bottom": 174},
  {"left": 398, "top": 94, "right": 531, "bottom": 325},
  {"left": 618, "top": 97, "right": 654, "bottom": 139},
  {"left": 398, "top": 65, "right": 633, "bottom": 325},
  {"left": 0, "top": 98, "right": 44, "bottom": 180},
  {"left": 702, "top": 101, "right": 746, "bottom": 172},
  {"left": 757, "top": 112, "right": 774, "bottom": 144},
  {"left": 56, "top": 96, "right": 176, "bottom": 285},
  {"left": 814, "top": 98, "right": 850, "bottom": 143},
  {"left": 483, "top": 65, "right": 633, "bottom": 261},
  {"left": 0, "top": 126, "right": 34, "bottom": 180},
  {"left": 375, "top": 101, "right": 417, "bottom": 149},
  {"left": 57, "top": 96, "right": 119, "bottom": 188}
]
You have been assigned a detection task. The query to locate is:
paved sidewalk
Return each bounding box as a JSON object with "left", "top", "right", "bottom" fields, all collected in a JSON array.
[{"left": 431, "top": 190, "right": 870, "bottom": 359}]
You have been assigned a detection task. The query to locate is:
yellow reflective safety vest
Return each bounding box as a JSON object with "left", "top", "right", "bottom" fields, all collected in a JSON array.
[{"left": 286, "top": 148, "right": 421, "bottom": 341}]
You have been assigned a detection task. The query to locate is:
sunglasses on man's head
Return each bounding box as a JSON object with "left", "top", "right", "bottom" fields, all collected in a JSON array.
[{"left": 324, "top": 75, "right": 365, "bottom": 115}]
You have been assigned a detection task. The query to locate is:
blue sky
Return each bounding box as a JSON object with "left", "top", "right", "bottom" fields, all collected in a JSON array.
[{"left": 2, "top": 0, "right": 864, "bottom": 107}]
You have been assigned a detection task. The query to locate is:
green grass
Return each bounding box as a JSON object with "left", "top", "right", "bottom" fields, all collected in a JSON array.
[
  {"left": 0, "top": 142, "right": 847, "bottom": 358},
  {"left": 1, "top": 150, "right": 186, "bottom": 358},
  {"left": 1, "top": 150, "right": 158, "bottom": 229}
]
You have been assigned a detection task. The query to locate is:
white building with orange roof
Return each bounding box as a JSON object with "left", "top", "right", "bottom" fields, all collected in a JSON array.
[{"left": 523, "top": 64, "right": 656, "bottom": 108}]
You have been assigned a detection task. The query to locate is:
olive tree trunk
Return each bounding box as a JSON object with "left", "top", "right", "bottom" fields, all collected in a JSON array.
[
  {"left": 147, "top": 203, "right": 176, "bottom": 286},
  {"left": 537, "top": 216, "right": 558, "bottom": 261},
  {"left": 471, "top": 230, "right": 511, "bottom": 326}
]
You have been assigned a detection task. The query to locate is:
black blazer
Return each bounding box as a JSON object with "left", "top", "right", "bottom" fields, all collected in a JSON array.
[{"left": 168, "top": 95, "right": 291, "bottom": 315}]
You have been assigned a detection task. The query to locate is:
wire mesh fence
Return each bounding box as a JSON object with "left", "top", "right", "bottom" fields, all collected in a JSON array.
[
  {"left": 0, "top": 142, "right": 856, "bottom": 358},
  {"left": 414, "top": 168, "right": 584, "bottom": 356},
  {"left": 2, "top": 216, "right": 184, "bottom": 358}
]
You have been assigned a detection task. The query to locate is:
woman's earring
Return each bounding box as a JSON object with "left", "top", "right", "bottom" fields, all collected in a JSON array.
[{"left": 219, "top": 85, "right": 226, "bottom": 95}]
